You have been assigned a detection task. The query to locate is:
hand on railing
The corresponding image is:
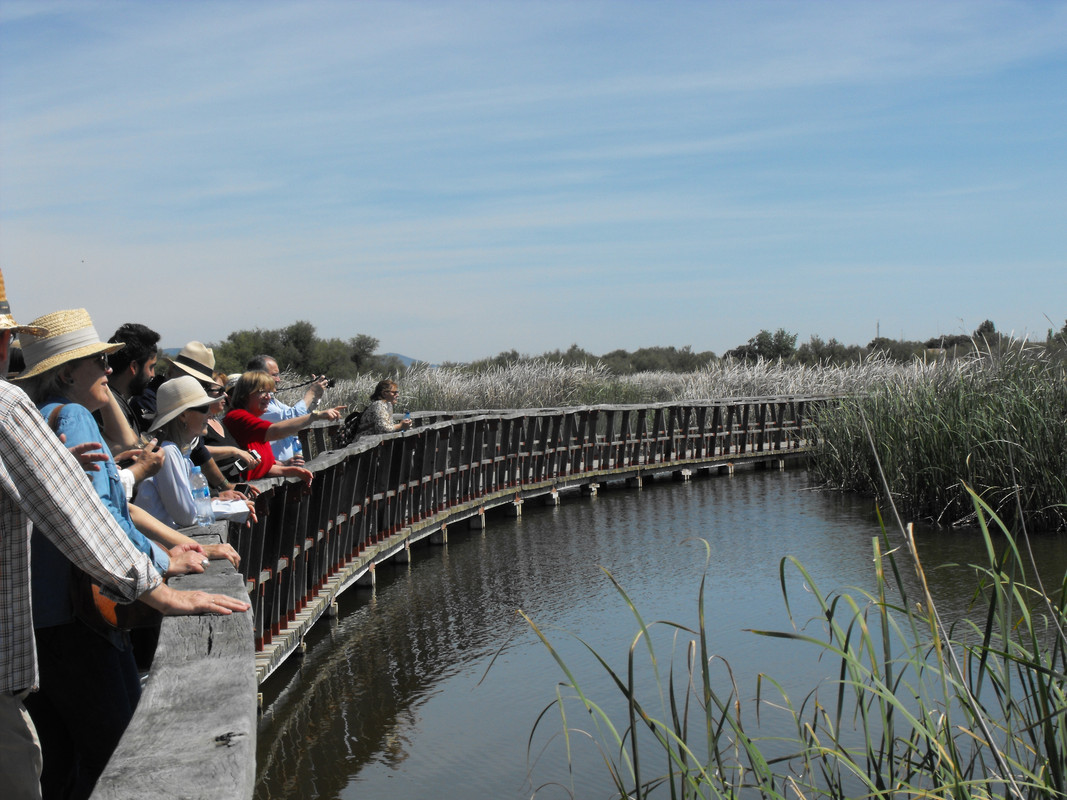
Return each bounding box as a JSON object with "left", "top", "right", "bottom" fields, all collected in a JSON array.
[
  {"left": 166, "top": 542, "right": 209, "bottom": 578},
  {"left": 202, "top": 542, "right": 241, "bottom": 569},
  {"left": 275, "top": 464, "right": 314, "bottom": 489}
]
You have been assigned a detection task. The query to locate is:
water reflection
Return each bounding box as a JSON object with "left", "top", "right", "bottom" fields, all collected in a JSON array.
[{"left": 254, "top": 469, "right": 1066, "bottom": 799}]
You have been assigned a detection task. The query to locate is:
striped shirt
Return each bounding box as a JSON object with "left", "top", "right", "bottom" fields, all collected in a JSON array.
[{"left": 0, "top": 380, "right": 161, "bottom": 693}]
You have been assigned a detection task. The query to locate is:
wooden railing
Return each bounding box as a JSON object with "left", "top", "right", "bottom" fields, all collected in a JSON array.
[{"left": 94, "top": 396, "right": 826, "bottom": 799}]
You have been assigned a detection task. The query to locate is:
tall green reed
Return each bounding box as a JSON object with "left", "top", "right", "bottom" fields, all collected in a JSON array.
[
  {"left": 522, "top": 487, "right": 1067, "bottom": 799},
  {"left": 811, "top": 346, "right": 1067, "bottom": 531}
]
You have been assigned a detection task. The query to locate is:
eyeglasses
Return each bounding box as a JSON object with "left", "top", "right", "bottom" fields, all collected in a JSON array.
[
  {"left": 80, "top": 353, "right": 109, "bottom": 372},
  {"left": 189, "top": 405, "right": 212, "bottom": 414}
]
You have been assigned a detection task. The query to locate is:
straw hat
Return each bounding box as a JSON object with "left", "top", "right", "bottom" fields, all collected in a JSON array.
[
  {"left": 170, "top": 341, "right": 218, "bottom": 384},
  {"left": 150, "top": 375, "right": 214, "bottom": 431},
  {"left": 0, "top": 269, "right": 46, "bottom": 335},
  {"left": 14, "top": 308, "right": 124, "bottom": 380}
]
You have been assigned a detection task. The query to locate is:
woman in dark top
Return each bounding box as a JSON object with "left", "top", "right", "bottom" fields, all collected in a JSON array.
[{"left": 202, "top": 375, "right": 259, "bottom": 481}]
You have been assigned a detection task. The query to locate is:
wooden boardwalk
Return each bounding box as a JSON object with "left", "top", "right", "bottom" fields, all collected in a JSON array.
[{"left": 93, "top": 396, "right": 826, "bottom": 799}]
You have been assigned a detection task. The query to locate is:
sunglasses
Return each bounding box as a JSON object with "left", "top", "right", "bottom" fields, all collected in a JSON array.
[
  {"left": 79, "top": 353, "right": 109, "bottom": 371},
  {"left": 187, "top": 405, "right": 213, "bottom": 415}
]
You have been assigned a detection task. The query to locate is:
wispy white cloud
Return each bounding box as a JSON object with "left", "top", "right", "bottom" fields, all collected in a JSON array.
[{"left": 2, "top": 0, "right": 1065, "bottom": 361}]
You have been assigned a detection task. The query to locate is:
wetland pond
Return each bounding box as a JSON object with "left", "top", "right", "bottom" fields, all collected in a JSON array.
[{"left": 254, "top": 467, "right": 1066, "bottom": 799}]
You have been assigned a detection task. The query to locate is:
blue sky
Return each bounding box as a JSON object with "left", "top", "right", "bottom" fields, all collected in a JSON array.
[{"left": 2, "top": 1, "right": 1064, "bottom": 363}]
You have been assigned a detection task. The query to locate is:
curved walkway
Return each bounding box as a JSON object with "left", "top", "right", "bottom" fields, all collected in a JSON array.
[{"left": 93, "top": 396, "right": 826, "bottom": 799}]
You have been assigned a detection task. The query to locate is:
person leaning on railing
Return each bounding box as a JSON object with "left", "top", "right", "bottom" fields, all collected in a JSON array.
[
  {"left": 356, "top": 379, "right": 413, "bottom": 435},
  {"left": 133, "top": 376, "right": 254, "bottom": 532},
  {"left": 223, "top": 371, "right": 345, "bottom": 488},
  {"left": 0, "top": 276, "right": 249, "bottom": 800}
]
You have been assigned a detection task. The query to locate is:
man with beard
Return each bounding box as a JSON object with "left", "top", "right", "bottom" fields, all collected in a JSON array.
[
  {"left": 105, "top": 323, "right": 160, "bottom": 437},
  {"left": 93, "top": 324, "right": 166, "bottom": 498}
]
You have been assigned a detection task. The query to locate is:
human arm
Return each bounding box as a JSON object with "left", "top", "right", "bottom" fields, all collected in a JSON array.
[
  {"left": 59, "top": 434, "right": 109, "bottom": 472},
  {"left": 129, "top": 503, "right": 241, "bottom": 567},
  {"left": 165, "top": 542, "right": 211, "bottom": 577},
  {"left": 301, "top": 376, "right": 329, "bottom": 410},
  {"left": 231, "top": 405, "right": 345, "bottom": 444},
  {"left": 260, "top": 406, "right": 345, "bottom": 442},
  {"left": 50, "top": 404, "right": 171, "bottom": 576},
  {"left": 1, "top": 390, "right": 162, "bottom": 602},
  {"left": 146, "top": 443, "right": 199, "bottom": 528},
  {"left": 138, "top": 582, "right": 249, "bottom": 615},
  {"left": 97, "top": 389, "right": 141, "bottom": 450},
  {"left": 204, "top": 443, "right": 257, "bottom": 465},
  {"left": 268, "top": 463, "right": 313, "bottom": 487},
  {"left": 113, "top": 438, "right": 165, "bottom": 486}
]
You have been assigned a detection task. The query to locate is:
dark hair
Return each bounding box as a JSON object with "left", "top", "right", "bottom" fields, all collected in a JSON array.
[
  {"left": 245, "top": 354, "right": 275, "bottom": 372},
  {"left": 108, "top": 323, "right": 160, "bottom": 374},
  {"left": 370, "top": 379, "right": 398, "bottom": 402}
]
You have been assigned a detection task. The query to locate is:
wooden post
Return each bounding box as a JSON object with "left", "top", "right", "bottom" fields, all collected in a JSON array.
[{"left": 356, "top": 564, "right": 375, "bottom": 588}]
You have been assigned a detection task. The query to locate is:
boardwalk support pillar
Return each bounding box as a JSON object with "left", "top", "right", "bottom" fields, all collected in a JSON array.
[
  {"left": 626, "top": 475, "right": 643, "bottom": 489},
  {"left": 356, "top": 565, "right": 375, "bottom": 588},
  {"left": 469, "top": 510, "right": 486, "bottom": 530},
  {"left": 430, "top": 524, "right": 448, "bottom": 545}
]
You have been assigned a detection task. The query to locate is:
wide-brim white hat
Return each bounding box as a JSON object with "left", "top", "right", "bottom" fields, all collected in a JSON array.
[
  {"left": 150, "top": 375, "right": 214, "bottom": 432},
  {"left": 13, "top": 308, "right": 124, "bottom": 381},
  {"left": 169, "top": 341, "right": 218, "bottom": 384}
]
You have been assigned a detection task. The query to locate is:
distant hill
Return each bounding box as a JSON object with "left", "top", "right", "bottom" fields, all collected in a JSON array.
[{"left": 383, "top": 352, "right": 426, "bottom": 368}]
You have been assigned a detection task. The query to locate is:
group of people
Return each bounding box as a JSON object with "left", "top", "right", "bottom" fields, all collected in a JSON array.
[{"left": 0, "top": 268, "right": 372, "bottom": 800}]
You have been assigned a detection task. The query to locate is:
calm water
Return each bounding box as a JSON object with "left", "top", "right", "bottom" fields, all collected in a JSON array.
[{"left": 253, "top": 468, "right": 1067, "bottom": 799}]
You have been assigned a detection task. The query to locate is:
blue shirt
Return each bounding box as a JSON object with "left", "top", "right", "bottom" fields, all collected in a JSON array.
[
  {"left": 32, "top": 400, "right": 169, "bottom": 628},
  {"left": 262, "top": 395, "right": 306, "bottom": 462}
]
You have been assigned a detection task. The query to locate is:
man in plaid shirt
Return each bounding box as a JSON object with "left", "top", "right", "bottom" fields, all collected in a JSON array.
[{"left": 0, "top": 270, "right": 249, "bottom": 799}]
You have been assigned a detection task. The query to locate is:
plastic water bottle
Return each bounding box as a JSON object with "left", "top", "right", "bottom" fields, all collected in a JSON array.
[{"left": 190, "top": 466, "right": 215, "bottom": 526}]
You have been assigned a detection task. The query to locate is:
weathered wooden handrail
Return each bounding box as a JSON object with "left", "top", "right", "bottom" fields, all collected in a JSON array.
[
  {"left": 92, "top": 524, "right": 256, "bottom": 800},
  {"left": 96, "top": 396, "right": 827, "bottom": 799}
]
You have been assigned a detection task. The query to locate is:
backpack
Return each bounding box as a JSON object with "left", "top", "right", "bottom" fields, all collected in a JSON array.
[{"left": 334, "top": 406, "right": 367, "bottom": 449}]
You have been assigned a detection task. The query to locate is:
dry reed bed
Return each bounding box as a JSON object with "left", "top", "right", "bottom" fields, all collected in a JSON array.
[
  {"left": 276, "top": 351, "right": 1065, "bottom": 530},
  {"left": 284, "top": 355, "right": 924, "bottom": 413}
]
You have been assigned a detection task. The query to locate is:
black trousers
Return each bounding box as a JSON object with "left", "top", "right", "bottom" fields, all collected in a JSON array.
[{"left": 24, "top": 621, "right": 140, "bottom": 800}]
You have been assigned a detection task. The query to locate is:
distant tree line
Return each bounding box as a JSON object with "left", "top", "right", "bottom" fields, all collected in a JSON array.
[
  {"left": 461, "top": 319, "right": 1067, "bottom": 373},
  {"left": 449, "top": 343, "right": 718, "bottom": 374},
  {"left": 209, "top": 321, "right": 407, "bottom": 378},
  {"left": 205, "top": 318, "right": 1067, "bottom": 378}
]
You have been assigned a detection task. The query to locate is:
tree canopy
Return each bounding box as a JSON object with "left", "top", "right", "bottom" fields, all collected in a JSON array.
[
  {"left": 202, "top": 317, "right": 1062, "bottom": 379},
  {"left": 209, "top": 321, "right": 405, "bottom": 378}
]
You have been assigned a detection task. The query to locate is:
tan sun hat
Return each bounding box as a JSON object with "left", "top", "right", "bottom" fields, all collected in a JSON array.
[
  {"left": 150, "top": 375, "right": 214, "bottom": 432},
  {"left": 170, "top": 341, "right": 218, "bottom": 384},
  {"left": 0, "top": 269, "right": 46, "bottom": 336},
  {"left": 14, "top": 308, "right": 124, "bottom": 381}
]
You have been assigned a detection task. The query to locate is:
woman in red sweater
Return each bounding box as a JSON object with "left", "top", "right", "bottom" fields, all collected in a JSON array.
[{"left": 223, "top": 371, "right": 344, "bottom": 486}]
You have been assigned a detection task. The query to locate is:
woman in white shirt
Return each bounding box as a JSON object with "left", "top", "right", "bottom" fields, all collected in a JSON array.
[{"left": 135, "top": 376, "right": 251, "bottom": 527}]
